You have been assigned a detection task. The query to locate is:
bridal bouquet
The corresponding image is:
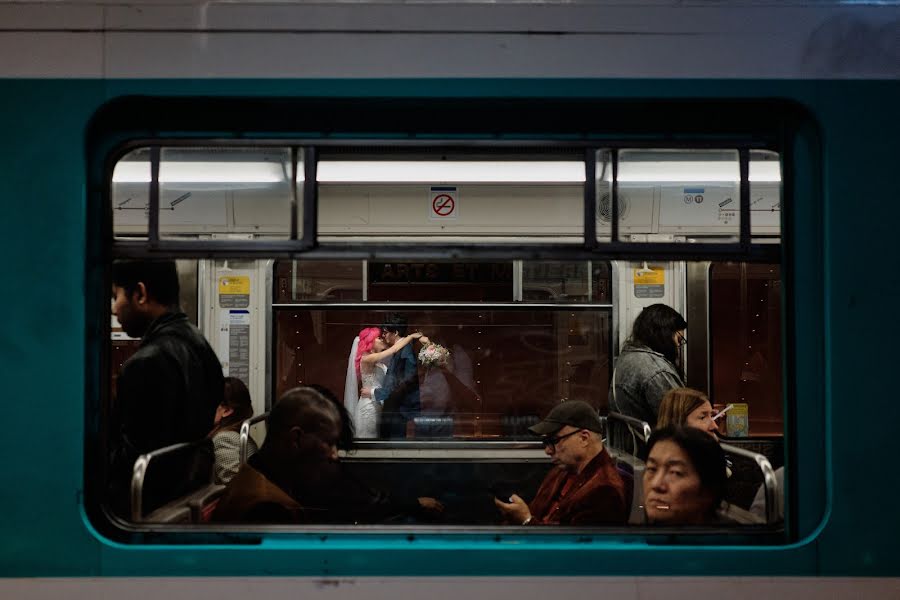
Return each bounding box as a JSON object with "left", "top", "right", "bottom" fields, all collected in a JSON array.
[{"left": 418, "top": 343, "right": 451, "bottom": 368}]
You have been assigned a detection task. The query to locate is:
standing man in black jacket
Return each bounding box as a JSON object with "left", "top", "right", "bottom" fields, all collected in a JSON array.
[{"left": 109, "top": 260, "right": 224, "bottom": 517}]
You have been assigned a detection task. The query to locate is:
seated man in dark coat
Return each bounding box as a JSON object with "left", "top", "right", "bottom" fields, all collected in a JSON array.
[
  {"left": 494, "top": 401, "right": 627, "bottom": 526},
  {"left": 212, "top": 387, "right": 341, "bottom": 523}
]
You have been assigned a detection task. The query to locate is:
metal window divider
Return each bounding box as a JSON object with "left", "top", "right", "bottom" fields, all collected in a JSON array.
[
  {"left": 583, "top": 148, "right": 597, "bottom": 249},
  {"left": 148, "top": 146, "right": 160, "bottom": 246},
  {"left": 301, "top": 146, "right": 318, "bottom": 250},
  {"left": 739, "top": 148, "right": 751, "bottom": 250}
]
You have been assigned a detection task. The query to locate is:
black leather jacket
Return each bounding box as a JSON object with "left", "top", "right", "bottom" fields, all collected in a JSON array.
[{"left": 109, "top": 312, "right": 224, "bottom": 515}]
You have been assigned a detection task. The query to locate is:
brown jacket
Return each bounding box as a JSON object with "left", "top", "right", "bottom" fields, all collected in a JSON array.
[
  {"left": 529, "top": 448, "right": 627, "bottom": 526},
  {"left": 211, "top": 463, "right": 305, "bottom": 524}
]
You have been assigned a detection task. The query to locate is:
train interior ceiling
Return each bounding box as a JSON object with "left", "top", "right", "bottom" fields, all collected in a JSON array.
[{"left": 108, "top": 145, "right": 784, "bottom": 530}]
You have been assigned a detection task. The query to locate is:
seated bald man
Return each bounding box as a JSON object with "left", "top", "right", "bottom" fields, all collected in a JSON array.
[
  {"left": 212, "top": 387, "right": 341, "bottom": 523},
  {"left": 494, "top": 401, "right": 628, "bottom": 526}
]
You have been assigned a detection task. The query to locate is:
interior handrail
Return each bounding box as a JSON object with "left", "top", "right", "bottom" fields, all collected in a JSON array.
[
  {"left": 129, "top": 440, "right": 200, "bottom": 522},
  {"left": 239, "top": 412, "right": 269, "bottom": 464},
  {"left": 608, "top": 411, "right": 653, "bottom": 444},
  {"left": 720, "top": 442, "right": 779, "bottom": 525}
]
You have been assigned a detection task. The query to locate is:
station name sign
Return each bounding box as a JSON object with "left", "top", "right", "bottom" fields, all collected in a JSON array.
[{"left": 369, "top": 262, "right": 513, "bottom": 284}]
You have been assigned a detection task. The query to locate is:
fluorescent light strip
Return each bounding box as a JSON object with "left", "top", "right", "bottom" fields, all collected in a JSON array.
[
  {"left": 616, "top": 161, "right": 781, "bottom": 183},
  {"left": 111, "top": 159, "right": 781, "bottom": 184},
  {"left": 113, "top": 162, "right": 286, "bottom": 183},
  {"left": 317, "top": 161, "right": 586, "bottom": 183}
]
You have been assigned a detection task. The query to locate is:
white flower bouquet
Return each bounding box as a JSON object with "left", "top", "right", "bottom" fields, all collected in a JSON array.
[{"left": 418, "top": 343, "right": 451, "bottom": 368}]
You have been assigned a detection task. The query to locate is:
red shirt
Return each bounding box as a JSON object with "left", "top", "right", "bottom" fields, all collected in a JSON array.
[{"left": 529, "top": 448, "right": 627, "bottom": 526}]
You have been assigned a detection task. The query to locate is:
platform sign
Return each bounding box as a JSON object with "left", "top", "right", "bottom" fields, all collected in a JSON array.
[{"left": 428, "top": 186, "right": 459, "bottom": 220}]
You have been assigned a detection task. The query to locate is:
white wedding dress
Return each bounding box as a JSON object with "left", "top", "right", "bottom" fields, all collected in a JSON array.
[{"left": 355, "top": 362, "right": 387, "bottom": 438}]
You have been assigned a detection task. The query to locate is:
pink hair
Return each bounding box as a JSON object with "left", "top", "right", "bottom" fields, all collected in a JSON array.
[{"left": 355, "top": 327, "right": 382, "bottom": 378}]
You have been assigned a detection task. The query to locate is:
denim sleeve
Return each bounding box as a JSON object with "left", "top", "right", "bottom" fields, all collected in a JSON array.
[{"left": 643, "top": 369, "right": 683, "bottom": 416}]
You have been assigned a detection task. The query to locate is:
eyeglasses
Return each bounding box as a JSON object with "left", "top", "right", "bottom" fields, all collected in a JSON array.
[
  {"left": 676, "top": 332, "right": 687, "bottom": 348},
  {"left": 541, "top": 429, "right": 582, "bottom": 449}
]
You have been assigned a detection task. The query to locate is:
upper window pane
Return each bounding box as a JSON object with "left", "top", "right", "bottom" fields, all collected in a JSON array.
[
  {"left": 749, "top": 150, "right": 782, "bottom": 240},
  {"left": 595, "top": 149, "right": 782, "bottom": 244},
  {"left": 112, "top": 147, "right": 299, "bottom": 240},
  {"left": 317, "top": 150, "right": 584, "bottom": 244},
  {"left": 274, "top": 260, "right": 363, "bottom": 302}
]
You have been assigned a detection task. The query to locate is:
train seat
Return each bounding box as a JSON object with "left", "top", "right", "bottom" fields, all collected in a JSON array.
[{"left": 131, "top": 439, "right": 216, "bottom": 523}]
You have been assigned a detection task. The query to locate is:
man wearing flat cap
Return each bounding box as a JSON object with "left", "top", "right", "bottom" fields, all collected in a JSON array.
[{"left": 494, "top": 400, "right": 627, "bottom": 526}]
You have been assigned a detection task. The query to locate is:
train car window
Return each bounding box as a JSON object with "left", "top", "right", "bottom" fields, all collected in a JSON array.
[
  {"left": 272, "top": 258, "right": 613, "bottom": 439},
  {"left": 102, "top": 140, "right": 786, "bottom": 537}
]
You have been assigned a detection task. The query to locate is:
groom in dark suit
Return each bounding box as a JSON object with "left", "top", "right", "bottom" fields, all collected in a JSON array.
[{"left": 376, "top": 313, "right": 421, "bottom": 438}]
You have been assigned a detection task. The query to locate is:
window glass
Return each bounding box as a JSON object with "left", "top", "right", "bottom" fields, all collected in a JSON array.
[
  {"left": 112, "top": 147, "right": 298, "bottom": 239},
  {"left": 317, "top": 149, "right": 584, "bottom": 244},
  {"left": 274, "top": 260, "right": 363, "bottom": 302},
  {"left": 750, "top": 150, "right": 782, "bottom": 240},
  {"left": 710, "top": 263, "right": 783, "bottom": 438},
  {"left": 273, "top": 307, "right": 611, "bottom": 439},
  {"left": 523, "top": 261, "right": 610, "bottom": 303},
  {"left": 105, "top": 142, "right": 786, "bottom": 533}
]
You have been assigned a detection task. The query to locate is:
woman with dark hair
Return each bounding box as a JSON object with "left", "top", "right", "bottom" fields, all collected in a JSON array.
[
  {"left": 642, "top": 426, "right": 727, "bottom": 525},
  {"left": 208, "top": 377, "right": 257, "bottom": 484},
  {"left": 300, "top": 384, "right": 445, "bottom": 524},
  {"left": 610, "top": 303, "right": 687, "bottom": 426}
]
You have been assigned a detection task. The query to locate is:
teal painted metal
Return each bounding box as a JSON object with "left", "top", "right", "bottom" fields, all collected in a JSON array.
[{"left": 0, "top": 79, "right": 898, "bottom": 577}]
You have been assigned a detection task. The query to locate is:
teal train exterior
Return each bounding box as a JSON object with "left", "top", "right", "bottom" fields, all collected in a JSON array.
[{"left": 1, "top": 1, "right": 899, "bottom": 593}]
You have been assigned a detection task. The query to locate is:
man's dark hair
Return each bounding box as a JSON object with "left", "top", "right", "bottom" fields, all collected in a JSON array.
[
  {"left": 381, "top": 312, "right": 408, "bottom": 336},
  {"left": 630, "top": 303, "right": 687, "bottom": 368},
  {"left": 267, "top": 386, "right": 339, "bottom": 441},
  {"left": 646, "top": 425, "right": 727, "bottom": 509},
  {"left": 111, "top": 260, "right": 180, "bottom": 307}
]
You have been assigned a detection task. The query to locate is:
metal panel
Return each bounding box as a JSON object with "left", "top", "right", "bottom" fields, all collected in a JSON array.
[{"left": 686, "top": 261, "right": 711, "bottom": 394}]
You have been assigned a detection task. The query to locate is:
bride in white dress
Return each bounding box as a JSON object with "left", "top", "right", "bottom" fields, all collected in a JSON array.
[{"left": 343, "top": 327, "right": 426, "bottom": 438}]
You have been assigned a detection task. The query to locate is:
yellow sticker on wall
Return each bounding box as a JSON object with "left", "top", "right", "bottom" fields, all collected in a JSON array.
[
  {"left": 219, "top": 275, "right": 251, "bottom": 308},
  {"left": 219, "top": 275, "right": 251, "bottom": 295},
  {"left": 634, "top": 266, "right": 665, "bottom": 298}
]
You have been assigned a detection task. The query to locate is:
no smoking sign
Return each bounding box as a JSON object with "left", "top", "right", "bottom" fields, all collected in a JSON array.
[{"left": 428, "top": 186, "right": 459, "bottom": 220}]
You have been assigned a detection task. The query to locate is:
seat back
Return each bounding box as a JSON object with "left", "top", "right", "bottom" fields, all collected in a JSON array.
[{"left": 131, "top": 438, "right": 215, "bottom": 522}]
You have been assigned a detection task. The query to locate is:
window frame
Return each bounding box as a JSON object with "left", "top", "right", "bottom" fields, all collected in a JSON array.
[{"left": 86, "top": 96, "right": 816, "bottom": 546}]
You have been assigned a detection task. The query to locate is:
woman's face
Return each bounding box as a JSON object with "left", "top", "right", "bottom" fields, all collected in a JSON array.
[
  {"left": 372, "top": 336, "right": 388, "bottom": 352},
  {"left": 643, "top": 439, "right": 714, "bottom": 524},
  {"left": 686, "top": 400, "right": 719, "bottom": 439},
  {"left": 672, "top": 329, "right": 687, "bottom": 348}
]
